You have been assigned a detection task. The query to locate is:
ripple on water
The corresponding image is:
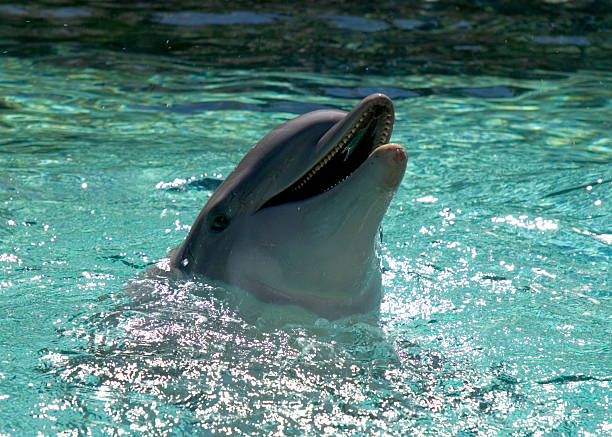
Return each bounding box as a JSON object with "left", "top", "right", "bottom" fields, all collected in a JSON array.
[{"left": 0, "top": 55, "right": 610, "bottom": 435}]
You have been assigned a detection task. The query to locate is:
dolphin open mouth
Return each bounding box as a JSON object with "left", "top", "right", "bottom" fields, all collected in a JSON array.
[{"left": 261, "top": 95, "right": 394, "bottom": 209}]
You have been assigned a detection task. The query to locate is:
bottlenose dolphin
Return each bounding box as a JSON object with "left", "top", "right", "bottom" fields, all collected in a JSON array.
[{"left": 155, "top": 93, "right": 406, "bottom": 319}]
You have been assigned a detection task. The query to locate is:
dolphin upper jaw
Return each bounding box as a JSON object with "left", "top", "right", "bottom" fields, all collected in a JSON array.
[
  {"left": 261, "top": 93, "right": 395, "bottom": 208},
  {"left": 168, "top": 93, "right": 406, "bottom": 319}
]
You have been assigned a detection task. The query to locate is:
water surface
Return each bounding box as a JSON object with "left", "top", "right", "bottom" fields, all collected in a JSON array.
[{"left": 1, "top": 2, "right": 611, "bottom": 436}]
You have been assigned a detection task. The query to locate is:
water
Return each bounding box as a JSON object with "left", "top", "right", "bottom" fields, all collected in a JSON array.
[{"left": 1, "top": 2, "right": 611, "bottom": 436}]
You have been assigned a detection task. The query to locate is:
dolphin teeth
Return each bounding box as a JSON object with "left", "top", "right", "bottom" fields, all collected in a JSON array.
[{"left": 285, "top": 105, "right": 393, "bottom": 197}]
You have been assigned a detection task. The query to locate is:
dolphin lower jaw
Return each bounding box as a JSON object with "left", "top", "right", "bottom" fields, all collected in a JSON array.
[{"left": 225, "top": 141, "right": 406, "bottom": 318}]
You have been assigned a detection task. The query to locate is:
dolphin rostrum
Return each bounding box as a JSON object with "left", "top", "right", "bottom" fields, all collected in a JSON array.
[{"left": 156, "top": 93, "right": 406, "bottom": 319}]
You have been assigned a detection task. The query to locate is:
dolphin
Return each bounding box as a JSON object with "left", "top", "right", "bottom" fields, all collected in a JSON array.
[{"left": 155, "top": 93, "right": 407, "bottom": 319}]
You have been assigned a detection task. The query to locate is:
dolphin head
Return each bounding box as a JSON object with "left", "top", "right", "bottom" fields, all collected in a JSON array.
[{"left": 168, "top": 93, "right": 406, "bottom": 319}]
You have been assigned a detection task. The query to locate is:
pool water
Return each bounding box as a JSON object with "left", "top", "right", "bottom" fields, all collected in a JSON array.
[{"left": 1, "top": 3, "right": 611, "bottom": 436}]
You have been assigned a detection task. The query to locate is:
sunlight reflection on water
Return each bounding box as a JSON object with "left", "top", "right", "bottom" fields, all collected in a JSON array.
[{"left": 0, "top": 53, "right": 610, "bottom": 435}]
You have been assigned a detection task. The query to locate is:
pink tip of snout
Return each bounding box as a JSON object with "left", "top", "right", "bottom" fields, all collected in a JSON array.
[
  {"left": 370, "top": 143, "right": 407, "bottom": 187},
  {"left": 375, "top": 143, "right": 407, "bottom": 165}
]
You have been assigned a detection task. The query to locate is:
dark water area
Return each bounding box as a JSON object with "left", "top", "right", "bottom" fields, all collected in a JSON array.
[{"left": 1, "top": 0, "right": 610, "bottom": 78}]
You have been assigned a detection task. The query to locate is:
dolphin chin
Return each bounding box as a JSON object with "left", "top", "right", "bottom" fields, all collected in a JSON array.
[{"left": 162, "top": 93, "right": 407, "bottom": 319}]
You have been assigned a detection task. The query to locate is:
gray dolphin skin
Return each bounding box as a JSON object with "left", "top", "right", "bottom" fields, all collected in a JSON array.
[{"left": 159, "top": 93, "right": 407, "bottom": 319}]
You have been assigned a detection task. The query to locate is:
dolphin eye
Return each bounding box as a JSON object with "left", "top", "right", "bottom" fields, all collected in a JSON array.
[{"left": 211, "top": 214, "right": 230, "bottom": 232}]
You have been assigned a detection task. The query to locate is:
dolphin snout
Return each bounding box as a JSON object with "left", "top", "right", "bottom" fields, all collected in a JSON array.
[
  {"left": 379, "top": 143, "right": 407, "bottom": 164},
  {"left": 369, "top": 143, "right": 407, "bottom": 188}
]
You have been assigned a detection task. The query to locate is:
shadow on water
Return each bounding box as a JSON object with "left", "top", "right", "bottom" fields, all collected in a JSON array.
[
  {"left": 1, "top": 0, "right": 610, "bottom": 78},
  {"left": 124, "top": 85, "right": 531, "bottom": 115}
]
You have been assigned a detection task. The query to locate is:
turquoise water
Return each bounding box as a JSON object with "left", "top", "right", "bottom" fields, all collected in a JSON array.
[{"left": 1, "top": 13, "right": 611, "bottom": 436}]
